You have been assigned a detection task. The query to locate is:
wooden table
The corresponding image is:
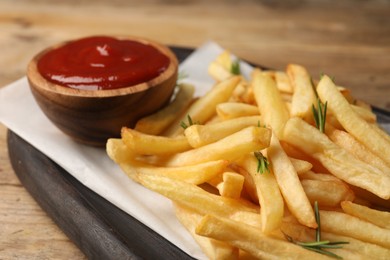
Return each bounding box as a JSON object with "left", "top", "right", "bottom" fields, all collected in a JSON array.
[{"left": 1, "top": 0, "right": 389, "bottom": 258}]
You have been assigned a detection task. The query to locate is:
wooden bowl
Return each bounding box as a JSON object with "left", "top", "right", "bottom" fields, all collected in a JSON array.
[{"left": 27, "top": 36, "right": 178, "bottom": 146}]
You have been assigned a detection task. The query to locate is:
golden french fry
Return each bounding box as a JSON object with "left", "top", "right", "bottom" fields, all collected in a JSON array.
[
  {"left": 289, "top": 157, "right": 313, "bottom": 174},
  {"left": 299, "top": 170, "right": 344, "bottom": 183},
  {"left": 351, "top": 104, "right": 377, "bottom": 123},
  {"left": 281, "top": 221, "right": 390, "bottom": 259},
  {"left": 121, "top": 127, "right": 191, "bottom": 155},
  {"left": 320, "top": 210, "right": 390, "bottom": 248},
  {"left": 301, "top": 179, "right": 355, "bottom": 207},
  {"left": 274, "top": 71, "right": 293, "bottom": 94},
  {"left": 287, "top": 64, "right": 317, "bottom": 120},
  {"left": 236, "top": 153, "right": 284, "bottom": 234},
  {"left": 268, "top": 132, "right": 317, "bottom": 228},
  {"left": 120, "top": 159, "right": 228, "bottom": 185},
  {"left": 216, "top": 172, "right": 245, "bottom": 199},
  {"left": 370, "top": 123, "right": 390, "bottom": 143},
  {"left": 280, "top": 141, "right": 331, "bottom": 174},
  {"left": 208, "top": 61, "right": 233, "bottom": 82},
  {"left": 317, "top": 75, "right": 390, "bottom": 166},
  {"left": 327, "top": 127, "right": 390, "bottom": 174},
  {"left": 136, "top": 174, "right": 258, "bottom": 217},
  {"left": 174, "top": 203, "right": 239, "bottom": 260},
  {"left": 184, "top": 115, "right": 262, "bottom": 148},
  {"left": 282, "top": 117, "right": 390, "bottom": 200},
  {"left": 134, "top": 83, "right": 195, "bottom": 135},
  {"left": 216, "top": 102, "right": 259, "bottom": 119},
  {"left": 195, "top": 214, "right": 330, "bottom": 260},
  {"left": 164, "top": 126, "right": 271, "bottom": 167},
  {"left": 341, "top": 201, "right": 390, "bottom": 230},
  {"left": 106, "top": 138, "right": 135, "bottom": 163},
  {"left": 216, "top": 50, "right": 234, "bottom": 69},
  {"left": 252, "top": 69, "right": 289, "bottom": 138},
  {"left": 163, "top": 76, "right": 241, "bottom": 136}
]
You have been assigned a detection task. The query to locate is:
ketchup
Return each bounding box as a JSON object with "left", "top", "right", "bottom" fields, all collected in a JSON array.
[{"left": 37, "top": 36, "right": 170, "bottom": 90}]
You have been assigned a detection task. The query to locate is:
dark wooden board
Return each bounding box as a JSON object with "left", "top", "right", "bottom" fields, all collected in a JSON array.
[{"left": 7, "top": 46, "right": 390, "bottom": 259}]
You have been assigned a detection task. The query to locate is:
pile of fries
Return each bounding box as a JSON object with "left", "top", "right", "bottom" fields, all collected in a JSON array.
[{"left": 107, "top": 50, "right": 390, "bottom": 259}]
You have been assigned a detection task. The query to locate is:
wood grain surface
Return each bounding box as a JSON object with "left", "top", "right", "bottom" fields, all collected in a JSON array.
[{"left": 1, "top": 0, "right": 389, "bottom": 259}]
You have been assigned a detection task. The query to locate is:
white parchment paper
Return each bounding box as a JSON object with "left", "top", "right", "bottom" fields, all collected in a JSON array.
[{"left": 0, "top": 41, "right": 253, "bottom": 259}]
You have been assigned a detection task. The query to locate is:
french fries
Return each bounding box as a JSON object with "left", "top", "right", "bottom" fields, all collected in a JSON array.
[
  {"left": 236, "top": 153, "right": 284, "bottom": 234},
  {"left": 320, "top": 210, "right": 390, "bottom": 248},
  {"left": 134, "top": 83, "right": 195, "bottom": 135},
  {"left": 163, "top": 76, "right": 241, "bottom": 136},
  {"left": 317, "top": 75, "right": 390, "bottom": 166},
  {"left": 163, "top": 126, "right": 271, "bottom": 167},
  {"left": 195, "top": 214, "right": 330, "bottom": 260},
  {"left": 341, "top": 201, "right": 390, "bottom": 229},
  {"left": 107, "top": 48, "right": 390, "bottom": 259},
  {"left": 267, "top": 133, "right": 317, "bottom": 228},
  {"left": 282, "top": 117, "right": 390, "bottom": 200}
]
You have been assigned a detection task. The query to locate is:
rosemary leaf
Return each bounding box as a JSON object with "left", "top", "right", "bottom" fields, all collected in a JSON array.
[
  {"left": 254, "top": 151, "right": 269, "bottom": 174},
  {"left": 231, "top": 59, "right": 241, "bottom": 75}
]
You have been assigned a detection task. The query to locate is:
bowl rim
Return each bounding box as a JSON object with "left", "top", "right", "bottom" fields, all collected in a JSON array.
[{"left": 27, "top": 35, "right": 178, "bottom": 98}]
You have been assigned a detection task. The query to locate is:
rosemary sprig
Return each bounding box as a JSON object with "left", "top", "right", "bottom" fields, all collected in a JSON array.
[
  {"left": 231, "top": 59, "right": 241, "bottom": 75},
  {"left": 283, "top": 201, "right": 349, "bottom": 259},
  {"left": 180, "top": 114, "right": 199, "bottom": 129},
  {"left": 312, "top": 99, "right": 328, "bottom": 133},
  {"left": 312, "top": 79, "right": 328, "bottom": 133},
  {"left": 254, "top": 151, "right": 269, "bottom": 174}
]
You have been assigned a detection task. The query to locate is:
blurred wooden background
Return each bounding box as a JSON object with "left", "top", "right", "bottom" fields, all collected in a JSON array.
[{"left": 1, "top": 0, "right": 389, "bottom": 258}]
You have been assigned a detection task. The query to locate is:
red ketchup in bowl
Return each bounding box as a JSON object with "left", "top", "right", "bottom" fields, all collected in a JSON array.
[{"left": 37, "top": 36, "right": 170, "bottom": 90}]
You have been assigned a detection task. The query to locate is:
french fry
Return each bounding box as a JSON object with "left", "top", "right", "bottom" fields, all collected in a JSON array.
[
  {"left": 320, "top": 210, "right": 390, "bottom": 248},
  {"left": 184, "top": 116, "right": 262, "bottom": 148},
  {"left": 164, "top": 126, "right": 271, "bottom": 167},
  {"left": 216, "top": 102, "right": 259, "bottom": 119},
  {"left": 119, "top": 159, "right": 228, "bottom": 185},
  {"left": 236, "top": 153, "right": 284, "bottom": 234},
  {"left": 327, "top": 127, "right": 390, "bottom": 174},
  {"left": 174, "top": 203, "right": 239, "bottom": 260},
  {"left": 208, "top": 61, "right": 233, "bottom": 82},
  {"left": 195, "top": 214, "right": 330, "bottom": 260},
  {"left": 282, "top": 117, "right": 390, "bottom": 200},
  {"left": 280, "top": 141, "right": 331, "bottom": 174},
  {"left": 216, "top": 50, "right": 234, "bottom": 71},
  {"left": 351, "top": 104, "right": 377, "bottom": 123},
  {"left": 301, "top": 179, "right": 355, "bottom": 207},
  {"left": 108, "top": 50, "right": 390, "bottom": 259},
  {"left": 267, "top": 132, "right": 317, "bottom": 228},
  {"left": 316, "top": 75, "right": 390, "bottom": 166},
  {"left": 216, "top": 172, "right": 245, "bottom": 199},
  {"left": 370, "top": 123, "right": 390, "bottom": 143},
  {"left": 274, "top": 71, "right": 293, "bottom": 94},
  {"left": 289, "top": 157, "right": 313, "bottom": 174},
  {"left": 121, "top": 127, "right": 191, "bottom": 155},
  {"left": 299, "top": 170, "right": 344, "bottom": 183},
  {"left": 106, "top": 138, "right": 135, "bottom": 163},
  {"left": 341, "top": 201, "right": 390, "bottom": 230},
  {"left": 281, "top": 221, "right": 390, "bottom": 259},
  {"left": 163, "top": 76, "right": 241, "bottom": 136},
  {"left": 134, "top": 83, "right": 195, "bottom": 135},
  {"left": 136, "top": 174, "right": 259, "bottom": 217},
  {"left": 252, "top": 69, "right": 290, "bottom": 138},
  {"left": 287, "top": 64, "right": 317, "bottom": 120}
]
